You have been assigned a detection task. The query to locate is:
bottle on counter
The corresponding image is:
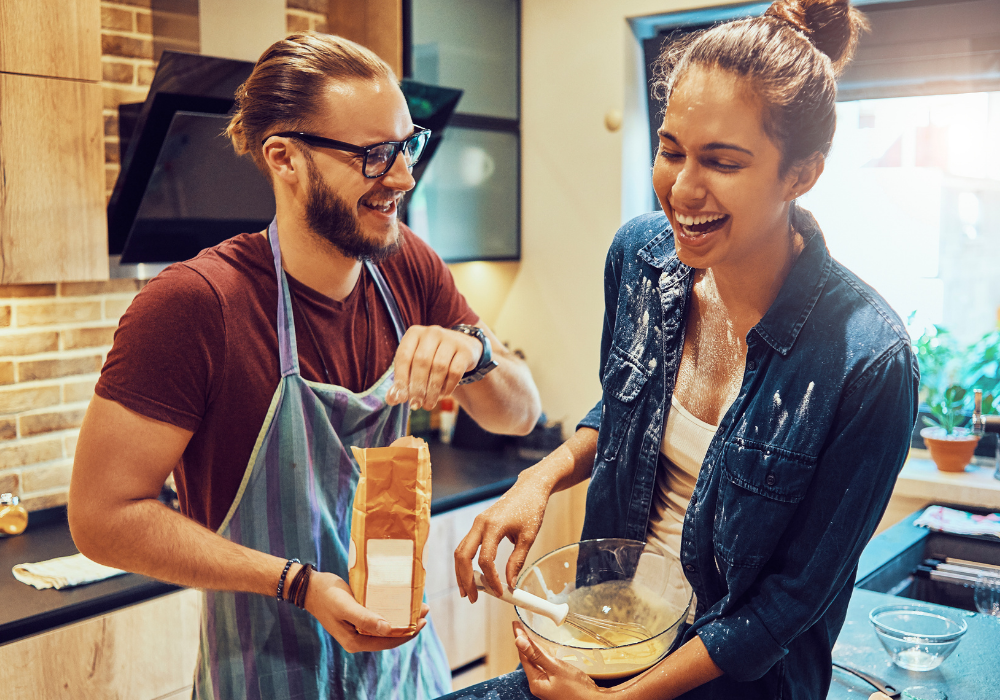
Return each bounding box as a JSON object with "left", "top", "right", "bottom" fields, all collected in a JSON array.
[
  {"left": 0, "top": 493, "right": 28, "bottom": 536},
  {"left": 438, "top": 397, "right": 457, "bottom": 444}
]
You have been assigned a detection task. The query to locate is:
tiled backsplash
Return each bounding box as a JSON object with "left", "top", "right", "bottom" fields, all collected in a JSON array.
[
  {"left": 0, "top": 281, "right": 146, "bottom": 511},
  {"left": 0, "top": 1, "right": 329, "bottom": 512}
]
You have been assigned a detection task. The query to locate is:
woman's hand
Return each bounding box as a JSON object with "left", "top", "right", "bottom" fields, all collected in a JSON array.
[
  {"left": 454, "top": 469, "right": 554, "bottom": 602},
  {"left": 513, "top": 622, "right": 605, "bottom": 700},
  {"left": 304, "top": 569, "right": 428, "bottom": 653}
]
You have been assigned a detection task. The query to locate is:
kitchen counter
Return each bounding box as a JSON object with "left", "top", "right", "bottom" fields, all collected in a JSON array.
[
  {"left": 0, "top": 442, "right": 535, "bottom": 646},
  {"left": 438, "top": 588, "right": 1000, "bottom": 700},
  {"left": 879, "top": 452, "right": 1000, "bottom": 534},
  {"left": 0, "top": 508, "right": 176, "bottom": 646},
  {"left": 894, "top": 454, "right": 1000, "bottom": 508},
  {"left": 429, "top": 442, "right": 536, "bottom": 514},
  {"left": 439, "top": 512, "right": 1000, "bottom": 700}
]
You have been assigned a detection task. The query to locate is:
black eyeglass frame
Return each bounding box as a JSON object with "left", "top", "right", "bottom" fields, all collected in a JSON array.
[{"left": 261, "top": 126, "right": 431, "bottom": 179}]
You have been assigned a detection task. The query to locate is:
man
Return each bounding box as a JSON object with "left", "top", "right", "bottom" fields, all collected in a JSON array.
[{"left": 69, "top": 32, "right": 540, "bottom": 700}]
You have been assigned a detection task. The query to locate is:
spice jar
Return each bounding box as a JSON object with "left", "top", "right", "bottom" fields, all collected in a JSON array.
[{"left": 0, "top": 493, "right": 28, "bottom": 536}]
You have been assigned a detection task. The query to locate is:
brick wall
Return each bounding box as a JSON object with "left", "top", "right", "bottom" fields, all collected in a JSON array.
[
  {"left": 0, "top": 1, "right": 330, "bottom": 513},
  {"left": 101, "top": 0, "right": 156, "bottom": 202},
  {"left": 0, "top": 281, "right": 145, "bottom": 511},
  {"left": 102, "top": 0, "right": 330, "bottom": 201}
]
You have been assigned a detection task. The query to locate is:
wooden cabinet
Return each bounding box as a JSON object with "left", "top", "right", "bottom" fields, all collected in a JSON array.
[
  {"left": 424, "top": 482, "right": 589, "bottom": 684},
  {"left": 0, "top": 0, "right": 100, "bottom": 81},
  {"left": 0, "top": 0, "right": 107, "bottom": 283},
  {"left": 0, "top": 73, "right": 107, "bottom": 283},
  {"left": 328, "top": 0, "right": 403, "bottom": 78},
  {"left": 0, "top": 588, "right": 201, "bottom": 699},
  {"left": 426, "top": 499, "right": 499, "bottom": 672}
]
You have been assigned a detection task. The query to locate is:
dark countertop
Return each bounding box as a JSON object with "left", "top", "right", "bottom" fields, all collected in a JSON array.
[
  {"left": 0, "top": 508, "right": 176, "bottom": 645},
  {"left": 440, "top": 512, "right": 1000, "bottom": 700},
  {"left": 439, "top": 593, "right": 1000, "bottom": 700},
  {"left": 828, "top": 589, "right": 999, "bottom": 700},
  {"left": 0, "top": 442, "right": 535, "bottom": 646},
  {"left": 429, "top": 442, "right": 536, "bottom": 515}
]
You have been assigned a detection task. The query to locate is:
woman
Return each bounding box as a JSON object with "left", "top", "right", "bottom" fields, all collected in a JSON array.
[{"left": 454, "top": 0, "right": 919, "bottom": 698}]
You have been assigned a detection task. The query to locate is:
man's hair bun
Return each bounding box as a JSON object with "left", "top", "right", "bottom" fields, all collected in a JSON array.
[{"left": 765, "top": 0, "right": 869, "bottom": 76}]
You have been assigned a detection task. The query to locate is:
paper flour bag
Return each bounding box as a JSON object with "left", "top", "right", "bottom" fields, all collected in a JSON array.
[{"left": 348, "top": 435, "right": 432, "bottom": 635}]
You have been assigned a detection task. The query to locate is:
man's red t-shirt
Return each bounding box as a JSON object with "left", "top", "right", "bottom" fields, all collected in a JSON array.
[{"left": 97, "top": 225, "right": 478, "bottom": 531}]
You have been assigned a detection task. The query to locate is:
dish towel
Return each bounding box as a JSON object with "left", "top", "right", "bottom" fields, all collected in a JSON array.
[
  {"left": 12, "top": 552, "right": 126, "bottom": 590},
  {"left": 913, "top": 505, "right": 1000, "bottom": 539}
]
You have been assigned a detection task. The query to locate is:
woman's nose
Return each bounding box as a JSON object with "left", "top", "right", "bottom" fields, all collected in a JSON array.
[{"left": 673, "top": 162, "right": 707, "bottom": 203}]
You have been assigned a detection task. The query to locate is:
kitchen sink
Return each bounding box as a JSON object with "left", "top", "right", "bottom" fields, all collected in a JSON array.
[{"left": 856, "top": 505, "right": 1000, "bottom": 612}]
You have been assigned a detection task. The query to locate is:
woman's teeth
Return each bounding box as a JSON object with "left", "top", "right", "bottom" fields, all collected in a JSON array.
[
  {"left": 675, "top": 212, "right": 725, "bottom": 226},
  {"left": 674, "top": 212, "right": 728, "bottom": 235}
]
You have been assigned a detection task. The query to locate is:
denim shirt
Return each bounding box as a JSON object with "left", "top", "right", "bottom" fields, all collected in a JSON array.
[{"left": 577, "top": 208, "right": 919, "bottom": 699}]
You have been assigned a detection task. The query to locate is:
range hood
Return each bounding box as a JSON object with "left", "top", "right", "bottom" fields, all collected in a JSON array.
[{"left": 108, "top": 51, "right": 462, "bottom": 265}]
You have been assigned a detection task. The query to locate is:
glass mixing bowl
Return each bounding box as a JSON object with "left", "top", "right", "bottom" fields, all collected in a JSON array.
[
  {"left": 514, "top": 539, "right": 693, "bottom": 680},
  {"left": 869, "top": 604, "right": 967, "bottom": 671}
]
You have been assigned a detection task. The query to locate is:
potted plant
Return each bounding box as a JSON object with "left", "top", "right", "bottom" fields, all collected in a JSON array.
[
  {"left": 919, "top": 384, "right": 980, "bottom": 472},
  {"left": 912, "top": 325, "right": 1000, "bottom": 472}
]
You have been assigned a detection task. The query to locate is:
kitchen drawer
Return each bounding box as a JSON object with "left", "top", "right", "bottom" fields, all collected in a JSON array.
[
  {"left": 429, "top": 588, "right": 487, "bottom": 671},
  {"left": 451, "top": 660, "right": 488, "bottom": 691},
  {"left": 0, "top": 588, "right": 200, "bottom": 699},
  {"left": 426, "top": 498, "right": 498, "bottom": 598}
]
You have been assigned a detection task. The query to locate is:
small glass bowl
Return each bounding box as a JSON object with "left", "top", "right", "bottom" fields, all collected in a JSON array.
[
  {"left": 869, "top": 604, "right": 967, "bottom": 671},
  {"left": 973, "top": 572, "right": 1000, "bottom": 619}
]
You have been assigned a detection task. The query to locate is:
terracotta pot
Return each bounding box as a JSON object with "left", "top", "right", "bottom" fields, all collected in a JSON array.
[{"left": 920, "top": 427, "right": 980, "bottom": 472}]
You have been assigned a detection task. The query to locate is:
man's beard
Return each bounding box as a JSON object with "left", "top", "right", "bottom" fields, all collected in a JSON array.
[{"left": 303, "top": 155, "right": 403, "bottom": 263}]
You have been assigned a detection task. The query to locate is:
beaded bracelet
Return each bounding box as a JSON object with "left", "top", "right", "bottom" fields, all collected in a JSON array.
[{"left": 276, "top": 558, "right": 300, "bottom": 602}]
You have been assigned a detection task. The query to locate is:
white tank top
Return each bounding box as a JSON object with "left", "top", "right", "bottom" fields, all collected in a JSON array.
[{"left": 646, "top": 395, "right": 719, "bottom": 559}]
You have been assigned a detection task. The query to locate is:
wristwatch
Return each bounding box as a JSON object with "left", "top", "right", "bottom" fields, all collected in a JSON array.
[{"left": 451, "top": 324, "right": 500, "bottom": 384}]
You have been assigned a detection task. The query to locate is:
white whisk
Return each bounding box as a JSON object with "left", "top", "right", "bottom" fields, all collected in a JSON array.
[{"left": 472, "top": 570, "right": 653, "bottom": 647}]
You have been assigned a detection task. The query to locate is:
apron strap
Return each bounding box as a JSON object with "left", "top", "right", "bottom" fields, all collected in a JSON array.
[
  {"left": 365, "top": 260, "right": 407, "bottom": 343},
  {"left": 269, "top": 216, "right": 407, "bottom": 375},
  {"left": 268, "top": 218, "right": 300, "bottom": 378}
]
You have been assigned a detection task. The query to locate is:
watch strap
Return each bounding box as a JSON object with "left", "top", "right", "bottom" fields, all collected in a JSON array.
[{"left": 451, "top": 324, "right": 499, "bottom": 384}]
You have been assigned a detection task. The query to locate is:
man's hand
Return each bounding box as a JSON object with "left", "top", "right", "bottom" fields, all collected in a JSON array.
[
  {"left": 304, "top": 569, "right": 429, "bottom": 653},
  {"left": 386, "top": 325, "right": 482, "bottom": 410}
]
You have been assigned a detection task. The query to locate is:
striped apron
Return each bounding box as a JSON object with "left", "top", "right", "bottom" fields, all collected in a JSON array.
[{"left": 193, "top": 219, "right": 452, "bottom": 700}]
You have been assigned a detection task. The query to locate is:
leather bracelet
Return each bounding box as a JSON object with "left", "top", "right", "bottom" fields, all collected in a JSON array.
[
  {"left": 288, "top": 564, "right": 313, "bottom": 610},
  {"left": 286, "top": 563, "right": 313, "bottom": 609},
  {"left": 295, "top": 564, "right": 313, "bottom": 609},
  {"left": 276, "top": 558, "right": 300, "bottom": 602}
]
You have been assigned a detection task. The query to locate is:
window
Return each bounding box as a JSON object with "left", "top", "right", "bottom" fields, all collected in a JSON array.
[
  {"left": 637, "top": 0, "right": 1000, "bottom": 349},
  {"left": 405, "top": 0, "right": 520, "bottom": 262}
]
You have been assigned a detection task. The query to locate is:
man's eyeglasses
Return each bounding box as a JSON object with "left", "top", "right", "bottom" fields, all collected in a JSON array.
[{"left": 262, "top": 127, "right": 431, "bottom": 179}]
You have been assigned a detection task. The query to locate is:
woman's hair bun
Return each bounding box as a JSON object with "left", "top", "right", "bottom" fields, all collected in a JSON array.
[{"left": 765, "top": 0, "right": 869, "bottom": 76}]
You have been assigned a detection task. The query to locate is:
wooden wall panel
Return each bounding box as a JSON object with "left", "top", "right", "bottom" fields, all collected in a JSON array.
[
  {"left": 0, "top": 0, "right": 101, "bottom": 81},
  {"left": 0, "top": 588, "right": 201, "bottom": 699},
  {"left": 328, "top": 0, "right": 403, "bottom": 78},
  {"left": 0, "top": 73, "right": 108, "bottom": 283}
]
